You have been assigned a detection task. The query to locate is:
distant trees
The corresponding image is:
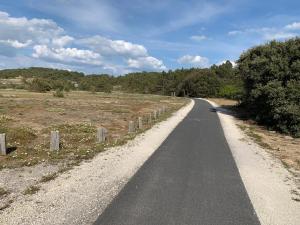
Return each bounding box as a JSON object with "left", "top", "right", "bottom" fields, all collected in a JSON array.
[{"left": 238, "top": 38, "right": 300, "bottom": 137}]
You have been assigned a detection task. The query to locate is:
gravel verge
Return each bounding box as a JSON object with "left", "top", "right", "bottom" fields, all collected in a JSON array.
[
  {"left": 204, "top": 99, "right": 300, "bottom": 225},
  {"left": 0, "top": 99, "right": 194, "bottom": 225}
]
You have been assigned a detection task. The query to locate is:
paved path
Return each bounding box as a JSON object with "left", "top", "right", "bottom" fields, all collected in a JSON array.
[{"left": 94, "top": 99, "right": 260, "bottom": 225}]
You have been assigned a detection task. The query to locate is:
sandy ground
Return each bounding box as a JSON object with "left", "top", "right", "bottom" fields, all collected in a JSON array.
[
  {"left": 0, "top": 100, "right": 194, "bottom": 225},
  {"left": 205, "top": 99, "right": 300, "bottom": 225}
]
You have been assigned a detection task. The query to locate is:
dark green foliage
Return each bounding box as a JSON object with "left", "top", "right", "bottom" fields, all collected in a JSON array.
[
  {"left": 0, "top": 67, "right": 84, "bottom": 80},
  {"left": 238, "top": 38, "right": 300, "bottom": 137},
  {"left": 78, "top": 75, "right": 113, "bottom": 93},
  {"left": 177, "top": 69, "right": 221, "bottom": 97}
]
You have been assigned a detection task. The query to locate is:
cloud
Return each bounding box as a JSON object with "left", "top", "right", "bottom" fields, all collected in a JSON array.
[
  {"left": 127, "top": 56, "right": 166, "bottom": 71},
  {"left": 0, "top": 39, "right": 32, "bottom": 48},
  {"left": 190, "top": 35, "right": 207, "bottom": 41},
  {"left": 0, "top": 10, "right": 166, "bottom": 74},
  {"left": 285, "top": 22, "right": 300, "bottom": 30},
  {"left": 228, "top": 25, "right": 299, "bottom": 41},
  {"left": 177, "top": 55, "right": 209, "bottom": 67},
  {"left": 0, "top": 11, "right": 63, "bottom": 45},
  {"left": 78, "top": 35, "right": 148, "bottom": 58},
  {"left": 52, "top": 36, "right": 74, "bottom": 47},
  {"left": 31, "top": 0, "right": 121, "bottom": 32},
  {"left": 32, "top": 45, "right": 102, "bottom": 66}
]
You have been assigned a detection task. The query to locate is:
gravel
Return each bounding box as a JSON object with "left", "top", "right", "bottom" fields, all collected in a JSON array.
[{"left": 0, "top": 100, "right": 194, "bottom": 225}]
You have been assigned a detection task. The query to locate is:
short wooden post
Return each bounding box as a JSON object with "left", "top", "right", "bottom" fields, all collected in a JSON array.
[
  {"left": 0, "top": 133, "right": 6, "bottom": 155},
  {"left": 128, "top": 121, "right": 135, "bottom": 133},
  {"left": 50, "top": 131, "right": 60, "bottom": 151},
  {"left": 97, "top": 127, "right": 107, "bottom": 143},
  {"left": 138, "top": 117, "right": 143, "bottom": 129}
]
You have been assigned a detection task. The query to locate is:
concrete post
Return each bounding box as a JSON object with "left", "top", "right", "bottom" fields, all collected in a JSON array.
[
  {"left": 138, "top": 117, "right": 143, "bottom": 129},
  {"left": 153, "top": 110, "right": 157, "bottom": 120},
  {"left": 97, "top": 127, "right": 107, "bottom": 143},
  {"left": 149, "top": 113, "right": 152, "bottom": 124},
  {"left": 0, "top": 133, "right": 6, "bottom": 155},
  {"left": 50, "top": 131, "right": 60, "bottom": 151},
  {"left": 128, "top": 121, "right": 135, "bottom": 133}
]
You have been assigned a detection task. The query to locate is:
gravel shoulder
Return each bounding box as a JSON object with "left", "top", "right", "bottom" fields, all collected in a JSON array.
[
  {"left": 0, "top": 100, "right": 194, "bottom": 225},
  {"left": 204, "top": 99, "right": 300, "bottom": 225}
]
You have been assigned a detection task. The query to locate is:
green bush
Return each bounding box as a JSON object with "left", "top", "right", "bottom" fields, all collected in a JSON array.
[
  {"left": 238, "top": 38, "right": 300, "bottom": 137},
  {"left": 218, "top": 84, "right": 243, "bottom": 100},
  {"left": 53, "top": 89, "right": 65, "bottom": 98},
  {"left": 27, "top": 78, "right": 52, "bottom": 92}
]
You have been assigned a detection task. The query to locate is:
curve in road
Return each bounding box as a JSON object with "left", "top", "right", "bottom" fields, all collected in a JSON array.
[{"left": 94, "top": 99, "right": 260, "bottom": 225}]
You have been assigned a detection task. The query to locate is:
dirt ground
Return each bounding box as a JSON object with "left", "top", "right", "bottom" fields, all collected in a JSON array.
[
  {"left": 0, "top": 89, "right": 188, "bottom": 169},
  {"left": 208, "top": 98, "right": 300, "bottom": 174}
]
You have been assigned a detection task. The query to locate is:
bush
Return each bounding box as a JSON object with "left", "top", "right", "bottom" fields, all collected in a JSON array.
[
  {"left": 218, "top": 84, "right": 243, "bottom": 100},
  {"left": 53, "top": 89, "right": 64, "bottom": 98},
  {"left": 238, "top": 38, "right": 300, "bottom": 137},
  {"left": 27, "top": 78, "right": 51, "bottom": 92}
]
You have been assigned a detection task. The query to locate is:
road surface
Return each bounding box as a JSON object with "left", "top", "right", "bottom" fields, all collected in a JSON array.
[{"left": 94, "top": 99, "right": 260, "bottom": 225}]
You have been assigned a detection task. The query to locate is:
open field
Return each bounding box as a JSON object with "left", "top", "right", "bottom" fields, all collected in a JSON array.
[
  {"left": 208, "top": 98, "right": 300, "bottom": 174},
  {"left": 0, "top": 89, "right": 188, "bottom": 169},
  {"left": 0, "top": 89, "right": 188, "bottom": 210}
]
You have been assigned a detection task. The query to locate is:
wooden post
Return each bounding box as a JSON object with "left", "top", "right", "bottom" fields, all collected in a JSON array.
[
  {"left": 97, "top": 127, "right": 107, "bottom": 143},
  {"left": 138, "top": 117, "right": 143, "bottom": 129},
  {"left": 128, "top": 121, "right": 135, "bottom": 133},
  {"left": 50, "top": 131, "right": 60, "bottom": 151},
  {"left": 0, "top": 134, "right": 6, "bottom": 155}
]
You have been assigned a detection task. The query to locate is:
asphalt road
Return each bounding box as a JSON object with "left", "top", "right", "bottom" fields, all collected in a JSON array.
[{"left": 94, "top": 99, "right": 260, "bottom": 225}]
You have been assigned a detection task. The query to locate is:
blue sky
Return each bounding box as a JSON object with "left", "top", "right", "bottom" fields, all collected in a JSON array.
[{"left": 0, "top": 0, "right": 300, "bottom": 75}]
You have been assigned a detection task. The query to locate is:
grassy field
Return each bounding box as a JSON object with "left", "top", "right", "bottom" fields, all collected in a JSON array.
[
  {"left": 0, "top": 89, "right": 188, "bottom": 169},
  {"left": 208, "top": 98, "right": 300, "bottom": 173}
]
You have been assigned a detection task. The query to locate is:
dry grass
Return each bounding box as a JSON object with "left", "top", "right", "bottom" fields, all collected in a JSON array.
[
  {"left": 209, "top": 98, "right": 300, "bottom": 173},
  {"left": 23, "top": 185, "right": 40, "bottom": 195},
  {"left": 0, "top": 187, "right": 9, "bottom": 197},
  {"left": 0, "top": 89, "right": 188, "bottom": 169}
]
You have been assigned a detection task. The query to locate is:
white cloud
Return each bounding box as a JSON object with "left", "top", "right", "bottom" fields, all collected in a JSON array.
[
  {"left": 0, "top": 39, "right": 32, "bottom": 48},
  {"left": 285, "top": 22, "right": 300, "bottom": 30},
  {"left": 0, "top": 10, "right": 166, "bottom": 74},
  {"left": 228, "top": 25, "right": 299, "bottom": 41},
  {"left": 0, "top": 11, "right": 63, "bottom": 45},
  {"left": 127, "top": 56, "right": 166, "bottom": 71},
  {"left": 79, "top": 35, "right": 148, "bottom": 58},
  {"left": 177, "top": 55, "right": 209, "bottom": 67},
  {"left": 52, "top": 35, "right": 74, "bottom": 47},
  {"left": 190, "top": 35, "right": 207, "bottom": 41},
  {"left": 32, "top": 45, "right": 102, "bottom": 66},
  {"left": 228, "top": 30, "right": 242, "bottom": 36},
  {"left": 263, "top": 32, "right": 296, "bottom": 40},
  {"left": 31, "top": 0, "right": 121, "bottom": 32}
]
